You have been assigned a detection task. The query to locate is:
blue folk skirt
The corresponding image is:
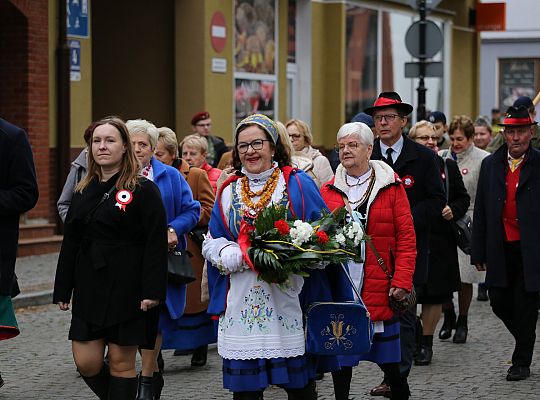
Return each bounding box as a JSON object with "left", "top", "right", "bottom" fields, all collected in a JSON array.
[
  {"left": 338, "top": 317, "right": 401, "bottom": 366},
  {"left": 160, "top": 310, "right": 217, "bottom": 350},
  {"left": 223, "top": 353, "right": 340, "bottom": 392}
]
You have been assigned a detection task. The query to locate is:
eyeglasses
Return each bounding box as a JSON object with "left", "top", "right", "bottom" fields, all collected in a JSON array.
[
  {"left": 373, "top": 114, "right": 401, "bottom": 123},
  {"left": 237, "top": 139, "right": 271, "bottom": 154},
  {"left": 288, "top": 134, "right": 302, "bottom": 140},
  {"left": 196, "top": 123, "right": 211, "bottom": 128},
  {"left": 416, "top": 135, "right": 439, "bottom": 141},
  {"left": 334, "top": 142, "right": 360, "bottom": 152}
]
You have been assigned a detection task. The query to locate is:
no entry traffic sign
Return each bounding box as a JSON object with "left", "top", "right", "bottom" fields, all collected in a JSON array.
[{"left": 211, "top": 11, "right": 227, "bottom": 53}]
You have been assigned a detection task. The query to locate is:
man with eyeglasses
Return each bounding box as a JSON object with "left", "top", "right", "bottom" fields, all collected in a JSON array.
[
  {"left": 472, "top": 105, "right": 540, "bottom": 382},
  {"left": 366, "top": 92, "right": 445, "bottom": 398},
  {"left": 191, "top": 111, "right": 228, "bottom": 168}
]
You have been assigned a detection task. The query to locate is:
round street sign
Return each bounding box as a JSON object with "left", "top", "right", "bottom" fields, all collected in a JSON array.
[
  {"left": 210, "top": 11, "right": 227, "bottom": 53},
  {"left": 405, "top": 20, "right": 443, "bottom": 58}
]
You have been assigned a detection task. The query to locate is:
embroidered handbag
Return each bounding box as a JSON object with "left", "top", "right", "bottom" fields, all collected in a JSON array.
[
  {"left": 167, "top": 250, "right": 196, "bottom": 285},
  {"left": 305, "top": 263, "right": 373, "bottom": 356}
]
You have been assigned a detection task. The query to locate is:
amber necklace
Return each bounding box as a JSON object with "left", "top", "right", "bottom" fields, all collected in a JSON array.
[{"left": 241, "top": 168, "right": 280, "bottom": 216}]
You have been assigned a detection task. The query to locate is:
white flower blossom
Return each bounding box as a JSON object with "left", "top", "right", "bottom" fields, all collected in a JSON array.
[
  {"left": 335, "top": 233, "right": 346, "bottom": 246},
  {"left": 289, "top": 220, "right": 313, "bottom": 246}
]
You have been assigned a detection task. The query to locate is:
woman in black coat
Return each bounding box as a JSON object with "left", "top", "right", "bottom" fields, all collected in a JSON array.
[
  {"left": 409, "top": 121, "right": 470, "bottom": 365},
  {"left": 54, "top": 117, "right": 168, "bottom": 399}
]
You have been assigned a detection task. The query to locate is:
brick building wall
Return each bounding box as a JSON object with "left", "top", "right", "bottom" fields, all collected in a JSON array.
[{"left": 0, "top": 0, "right": 51, "bottom": 221}]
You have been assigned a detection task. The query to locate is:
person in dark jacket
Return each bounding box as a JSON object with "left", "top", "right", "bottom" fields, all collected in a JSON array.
[
  {"left": 0, "top": 118, "right": 39, "bottom": 388},
  {"left": 408, "top": 121, "right": 470, "bottom": 366},
  {"left": 366, "top": 92, "right": 446, "bottom": 397},
  {"left": 472, "top": 106, "right": 540, "bottom": 382},
  {"left": 54, "top": 117, "right": 168, "bottom": 399},
  {"left": 191, "top": 111, "right": 228, "bottom": 168}
]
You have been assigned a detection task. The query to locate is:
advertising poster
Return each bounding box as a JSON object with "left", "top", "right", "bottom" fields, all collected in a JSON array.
[
  {"left": 235, "top": 79, "right": 275, "bottom": 124},
  {"left": 498, "top": 59, "right": 538, "bottom": 108},
  {"left": 235, "top": 0, "right": 276, "bottom": 74}
]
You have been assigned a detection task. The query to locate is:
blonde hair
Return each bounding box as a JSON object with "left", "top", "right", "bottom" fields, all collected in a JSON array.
[
  {"left": 126, "top": 119, "right": 159, "bottom": 150},
  {"left": 180, "top": 134, "right": 208, "bottom": 154},
  {"left": 409, "top": 120, "right": 436, "bottom": 139},
  {"left": 76, "top": 117, "right": 140, "bottom": 193},
  {"left": 285, "top": 119, "right": 313, "bottom": 146},
  {"left": 158, "top": 127, "right": 179, "bottom": 158},
  {"left": 275, "top": 121, "right": 293, "bottom": 161}
]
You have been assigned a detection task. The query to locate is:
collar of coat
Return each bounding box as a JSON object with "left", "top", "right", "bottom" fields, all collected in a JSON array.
[
  {"left": 372, "top": 135, "right": 420, "bottom": 171},
  {"left": 332, "top": 160, "right": 399, "bottom": 211}
]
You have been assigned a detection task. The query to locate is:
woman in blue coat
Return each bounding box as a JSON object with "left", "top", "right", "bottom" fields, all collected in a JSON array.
[{"left": 127, "top": 119, "right": 200, "bottom": 399}]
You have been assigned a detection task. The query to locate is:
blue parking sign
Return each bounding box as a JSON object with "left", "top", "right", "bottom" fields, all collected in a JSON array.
[{"left": 67, "top": 0, "right": 89, "bottom": 38}]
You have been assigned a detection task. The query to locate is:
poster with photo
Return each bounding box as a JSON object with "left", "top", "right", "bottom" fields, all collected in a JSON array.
[
  {"left": 498, "top": 59, "right": 538, "bottom": 109},
  {"left": 235, "top": 0, "right": 276, "bottom": 74},
  {"left": 235, "top": 79, "right": 275, "bottom": 124}
]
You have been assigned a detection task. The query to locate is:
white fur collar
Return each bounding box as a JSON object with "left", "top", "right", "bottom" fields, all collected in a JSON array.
[{"left": 334, "top": 161, "right": 397, "bottom": 216}]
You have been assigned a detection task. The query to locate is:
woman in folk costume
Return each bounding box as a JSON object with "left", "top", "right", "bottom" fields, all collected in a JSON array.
[
  {"left": 320, "top": 122, "right": 416, "bottom": 400},
  {"left": 202, "top": 114, "right": 350, "bottom": 400}
]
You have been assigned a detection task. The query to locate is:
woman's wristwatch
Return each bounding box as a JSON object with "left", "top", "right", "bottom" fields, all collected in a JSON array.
[{"left": 168, "top": 226, "right": 175, "bottom": 234}]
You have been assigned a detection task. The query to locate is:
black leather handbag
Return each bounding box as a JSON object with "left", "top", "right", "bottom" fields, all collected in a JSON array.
[
  {"left": 167, "top": 250, "right": 196, "bottom": 284},
  {"left": 443, "top": 161, "right": 473, "bottom": 255}
]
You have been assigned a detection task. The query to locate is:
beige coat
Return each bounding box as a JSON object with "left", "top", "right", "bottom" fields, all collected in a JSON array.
[
  {"left": 297, "top": 145, "right": 334, "bottom": 187},
  {"left": 439, "top": 145, "right": 489, "bottom": 283}
]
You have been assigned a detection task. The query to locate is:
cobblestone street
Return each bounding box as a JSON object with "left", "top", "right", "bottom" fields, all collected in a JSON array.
[{"left": 2, "top": 292, "right": 540, "bottom": 399}]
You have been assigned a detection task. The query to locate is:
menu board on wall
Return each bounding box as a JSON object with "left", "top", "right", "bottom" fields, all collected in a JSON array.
[{"left": 498, "top": 59, "right": 539, "bottom": 109}]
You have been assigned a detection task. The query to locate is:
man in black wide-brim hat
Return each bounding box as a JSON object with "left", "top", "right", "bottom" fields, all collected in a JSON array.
[{"left": 472, "top": 105, "right": 540, "bottom": 381}]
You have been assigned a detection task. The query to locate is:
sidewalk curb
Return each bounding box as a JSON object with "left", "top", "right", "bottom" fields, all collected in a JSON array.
[{"left": 13, "top": 290, "right": 53, "bottom": 309}]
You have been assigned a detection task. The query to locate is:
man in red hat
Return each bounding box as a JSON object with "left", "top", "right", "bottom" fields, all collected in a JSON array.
[
  {"left": 472, "top": 105, "right": 540, "bottom": 381},
  {"left": 191, "top": 111, "right": 228, "bottom": 168},
  {"left": 366, "top": 92, "right": 446, "bottom": 398}
]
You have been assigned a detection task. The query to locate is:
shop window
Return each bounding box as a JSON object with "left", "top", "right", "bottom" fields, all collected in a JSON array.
[{"left": 498, "top": 58, "right": 540, "bottom": 110}]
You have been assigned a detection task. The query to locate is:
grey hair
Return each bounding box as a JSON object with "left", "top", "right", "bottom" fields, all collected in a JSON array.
[
  {"left": 474, "top": 115, "right": 492, "bottom": 132},
  {"left": 126, "top": 119, "right": 159, "bottom": 150},
  {"left": 157, "top": 127, "right": 179, "bottom": 158},
  {"left": 336, "top": 122, "right": 374, "bottom": 146}
]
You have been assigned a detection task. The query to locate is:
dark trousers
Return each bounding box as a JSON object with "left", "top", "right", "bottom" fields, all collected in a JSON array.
[
  {"left": 398, "top": 306, "right": 417, "bottom": 377},
  {"left": 489, "top": 242, "right": 539, "bottom": 367}
]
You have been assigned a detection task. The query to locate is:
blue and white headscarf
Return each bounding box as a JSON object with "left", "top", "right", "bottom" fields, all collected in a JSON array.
[{"left": 235, "top": 114, "right": 278, "bottom": 145}]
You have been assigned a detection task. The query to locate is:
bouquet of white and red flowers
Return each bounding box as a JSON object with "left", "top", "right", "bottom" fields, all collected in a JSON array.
[{"left": 238, "top": 204, "right": 364, "bottom": 285}]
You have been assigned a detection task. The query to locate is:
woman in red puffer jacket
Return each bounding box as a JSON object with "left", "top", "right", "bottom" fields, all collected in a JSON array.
[{"left": 320, "top": 122, "right": 416, "bottom": 400}]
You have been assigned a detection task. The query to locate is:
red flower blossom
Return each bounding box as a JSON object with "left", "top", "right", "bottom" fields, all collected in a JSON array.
[
  {"left": 274, "top": 220, "right": 290, "bottom": 235},
  {"left": 316, "top": 230, "right": 329, "bottom": 244}
]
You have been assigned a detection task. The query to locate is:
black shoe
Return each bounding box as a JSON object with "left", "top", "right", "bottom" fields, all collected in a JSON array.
[
  {"left": 191, "top": 345, "right": 208, "bottom": 367},
  {"left": 506, "top": 366, "right": 531, "bottom": 381},
  {"left": 414, "top": 344, "right": 433, "bottom": 366},
  {"left": 453, "top": 315, "right": 468, "bottom": 344},
  {"left": 477, "top": 285, "right": 489, "bottom": 301},
  {"left": 438, "top": 309, "right": 456, "bottom": 340},
  {"left": 136, "top": 375, "right": 154, "bottom": 400},
  {"left": 0, "top": 372, "right": 4, "bottom": 388}
]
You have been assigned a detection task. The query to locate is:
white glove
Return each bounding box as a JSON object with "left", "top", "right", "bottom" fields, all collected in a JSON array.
[{"left": 219, "top": 245, "right": 244, "bottom": 274}]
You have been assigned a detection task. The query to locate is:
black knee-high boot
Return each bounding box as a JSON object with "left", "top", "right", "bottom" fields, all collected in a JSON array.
[
  {"left": 331, "top": 367, "right": 352, "bottom": 400},
  {"left": 232, "top": 390, "right": 264, "bottom": 399},
  {"left": 136, "top": 375, "right": 154, "bottom": 400},
  {"left": 81, "top": 365, "right": 110, "bottom": 400},
  {"left": 284, "top": 380, "right": 317, "bottom": 400},
  {"left": 108, "top": 376, "right": 138, "bottom": 400},
  {"left": 153, "top": 371, "right": 164, "bottom": 400}
]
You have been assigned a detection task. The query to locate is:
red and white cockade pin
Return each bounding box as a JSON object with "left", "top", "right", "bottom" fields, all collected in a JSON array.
[
  {"left": 115, "top": 190, "right": 133, "bottom": 212},
  {"left": 402, "top": 175, "right": 415, "bottom": 188},
  {"left": 441, "top": 172, "right": 446, "bottom": 180}
]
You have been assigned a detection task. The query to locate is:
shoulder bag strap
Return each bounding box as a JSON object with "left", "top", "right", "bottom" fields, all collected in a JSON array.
[
  {"left": 338, "top": 262, "right": 369, "bottom": 310},
  {"left": 342, "top": 195, "right": 393, "bottom": 280},
  {"left": 83, "top": 185, "right": 116, "bottom": 224}
]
